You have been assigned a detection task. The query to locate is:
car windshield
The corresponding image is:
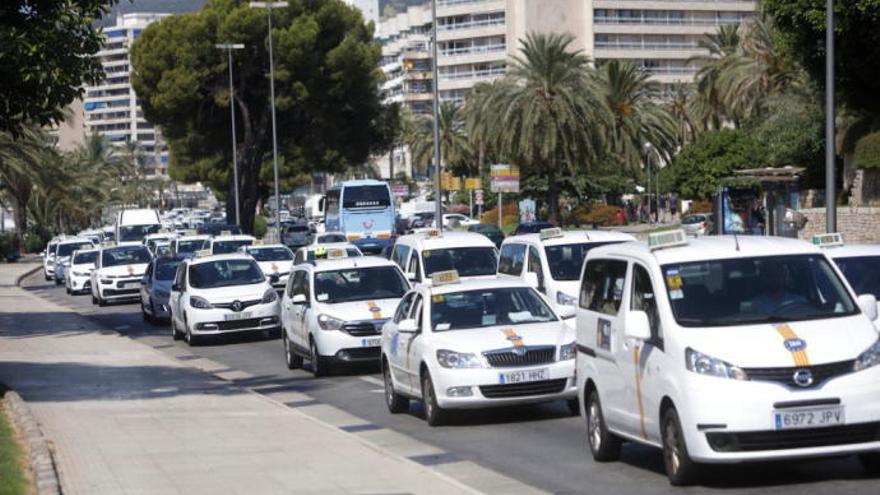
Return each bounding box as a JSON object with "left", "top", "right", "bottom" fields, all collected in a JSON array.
[
  {"left": 212, "top": 239, "right": 253, "bottom": 254},
  {"left": 318, "top": 234, "right": 347, "bottom": 243},
  {"left": 72, "top": 251, "right": 98, "bottom": 265},
  {"left": 155, "top": 260, "right": 181, "bottom": 281},
  {"left": 57, "top": 242, "right": 93, "bottom": 257},
  {"left": 189, "top": 259, "right": 265, "bottom": 289},
  {"left": 834, "top": 256, "right": 880, "bottom": 299},
  {"left": 46, "top": 243, "right": 57, "bottom": 256},
  {"left": 682, "top": 215, "right": 706, "bottom": 225},
  {"left": 285, "top": 225, "right": 309, "bottom": 233},
  {"left": 422, "top": 247, "right": 497, "bottom": 277},
  {"left": 102, "top": 246, "right": 151, "bottom": 267},
  {"left": 314, "top": 266, "right": 408, "bottom": 303},
  {"left": 431, "top": 287, "right": 557, "bottom": 331},
  {"left": 663, "top": 254, "right": 858, "bottom": 327},
  {"left": 250, "top": 247, "right": 293, "bottom": 262},
  {"left": 176, "top": 239, "right": 206, "bottom": 253},
  {"left": 468, "top": 224, "right": 500, "bottom": 234},
  {"left": 545, "top": 242, "right": 621, "bottom": 281},
  {"left": 119, "top": 224, "right": 161, "bottom": 242}
]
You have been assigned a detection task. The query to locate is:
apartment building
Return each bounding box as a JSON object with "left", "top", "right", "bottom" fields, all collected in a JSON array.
[
  {"left": 83, "top": 13, "right": 170, "bottom": 177},
  {"left": 344, "top": 0, "right": 380, "bottom": 25}
]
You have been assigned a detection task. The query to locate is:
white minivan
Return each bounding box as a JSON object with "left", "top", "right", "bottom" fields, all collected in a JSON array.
[
  {"left": 115, "top": 208, "right": 162, "bottom": 245},
  {"left": 576, "top": 231, "right": 880, "bottom": 485}
]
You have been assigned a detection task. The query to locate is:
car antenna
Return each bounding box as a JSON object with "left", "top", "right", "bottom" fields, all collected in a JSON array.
[{"left": 733, "top": 232, "right": 740, "bottom": 252}]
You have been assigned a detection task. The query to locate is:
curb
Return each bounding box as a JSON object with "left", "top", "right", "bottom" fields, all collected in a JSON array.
[
  {"left": 15, "top": 264, "right": 42, "bottom": 287},
  {"left": 2, "top": 389, "right": 62, "bottom": 495}
]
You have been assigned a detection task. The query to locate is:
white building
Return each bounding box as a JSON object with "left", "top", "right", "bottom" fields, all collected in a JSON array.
[
  {"left": 83, "top": 13, "right": 170, "bottom": 177},
  {"left": 344, "top": 0, "right": 380, "bottom": 25}
]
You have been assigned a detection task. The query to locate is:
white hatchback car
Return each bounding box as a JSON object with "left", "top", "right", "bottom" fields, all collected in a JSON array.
[
  {"left": 381, "top": 272, "right": 577, "bottom": 426},
  {"left": 281, "top": 256, "right": 410, "bottom": 376},
  {"left": 65, "top": 248, "right": 99, "bottom": 295},
  {"left": 576, "top": 231, "right": 880, "bottom": 485},
  {"left": 169, "top": 252, "right": 281, "bottom": 346},
  {"left": 90, "top": 244, "right": 153, "bottom": 306},
  {"left": 389, "top": 230, "right": 498, "bottom": 285},
  {"left": 240, "top": 244, "right": 295, "bottom": 291}
]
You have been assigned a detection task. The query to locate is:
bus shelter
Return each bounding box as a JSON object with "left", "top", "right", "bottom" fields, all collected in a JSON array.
[{"left": 713, "top": 166, "right": 805, "bottom": 238}]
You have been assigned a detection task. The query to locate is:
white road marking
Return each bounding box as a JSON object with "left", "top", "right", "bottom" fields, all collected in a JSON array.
[{"left": 359, "top": 376, "right": 384, "bottom": 387}]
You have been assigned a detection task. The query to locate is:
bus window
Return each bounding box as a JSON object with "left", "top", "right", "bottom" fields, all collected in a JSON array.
[{"left": 342, "top": 185, "right": 390, "bottom": 209}]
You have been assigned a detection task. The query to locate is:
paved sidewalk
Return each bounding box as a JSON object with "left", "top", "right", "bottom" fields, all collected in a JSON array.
[{"left": 0, "top": 262, "right": 478, "bottom": 494}]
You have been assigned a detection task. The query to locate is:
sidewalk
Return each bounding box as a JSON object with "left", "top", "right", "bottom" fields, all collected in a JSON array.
[{"left": 0, "top": 262, "right": 477, "bottom": 494}]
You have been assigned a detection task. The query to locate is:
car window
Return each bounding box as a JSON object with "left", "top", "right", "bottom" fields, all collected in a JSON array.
[
  {"left": 394, "top": 293, "right": 416, "bottom": 323},
  {"left": 314, "top": 266, "right": 409, "bottom": 303},
  {"left": 498, "top": 243, "right": 526, "bottom": 276},
  {"left": 834, "top": 256, "right": 880, "bottom": 299},
  {"left": 289, "top": 271, "right": 306, "bottom": 298},
  {"left": 545, "top": 242, "right": 621, "bottom": 281},
  {"left": 528, "top": 246, "right": 545, "bottom": 291},
  {"left": 631, "top": 263, "right": 663, "bottom": 347},
  {"left": 580, "top": 259, "right": 628, "bottom": 316},
  {"left": 422, "top": 247, "right": 497, "bottom": 278},
  {"left": 391, "top": 244, "right": 411, "bottom": 269},
  {"left": 101, "top": 246, "right": 152, "bottom": 267},
  {"left": 155, "top": 260, "right": 181, "bottom": 281},
  {"left": 430, "top": 287, "right": 556, "bottom": 331},
  {"left": 410, "top": 294, "right": 423, "bottom": 328},
  {"left": 408, "top": 253, "right": 421, "bottom": 281}
]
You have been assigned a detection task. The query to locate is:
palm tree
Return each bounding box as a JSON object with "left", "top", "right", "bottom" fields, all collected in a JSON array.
[
  {"left": 0, "top": 126, "right": 54, "bottom": 243},
  {"left": 487, "top": 32, "right": 606, "bottom": 223},
  {"left": 689, "top": 23, "right": 741, "bottom": 130},
  {"left": 406, "top": 101, "right": 472, "bottom": 178}
]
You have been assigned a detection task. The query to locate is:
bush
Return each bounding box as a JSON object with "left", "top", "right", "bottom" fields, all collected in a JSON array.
[
  {"left": 24, "top": 233, "right": 47, "bottom": 254},
  {"left": 0, "top": 233, "right": 14, "bottom": 260},
  {"left": 570, "top": 204, "right": 624, "bottom": 227},
  {"left": 480, "top": 203, "right": 519, "bottom": 227},
  {"left": 253, "top": 215, "right": 268, "bottom": 239},
  {"left": 687, "top": 199, "right": 713, "bottom": 214},
  {"left": 855, "top": 131, "right": 880, "bottom": 169}
]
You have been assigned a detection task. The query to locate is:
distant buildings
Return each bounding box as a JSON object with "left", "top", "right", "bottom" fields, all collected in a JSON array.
[{"left": 344, "top": 0, "right": 380, "bottom": 25}]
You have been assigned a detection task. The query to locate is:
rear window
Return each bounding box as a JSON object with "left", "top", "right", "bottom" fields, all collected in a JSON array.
[{"left": 682, "top": 215, "right": 707, "bottom": 225}]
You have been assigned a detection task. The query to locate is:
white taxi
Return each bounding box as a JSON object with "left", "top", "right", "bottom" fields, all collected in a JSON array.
[
  {"left": 169, "top": 251, "right": 280, "bottom": 346},
  {"left": 293, "top": 243, "right": 363, "bottom": 264},
  {"left": 42, "top": 237, "right": 62, "bottom": 280},
  {"left": 389, "top": 230, "right": 498, "bottom": 285},
  {"left": 381, "top": 272, "right": 577, "bottom": 426},
  {"left": 498, "top": 228, "right": 635, "bottom": 311},
  {"left": 576, "top": 230, "right": 880, "bottom": 485},
  {"left": 144, "top": 232, "right": 177, "bottom": 255},
  {"left": 90, "top": 244, "right": 153, "bottom": 306},
  {"left": 172, "top": 234, "right": 210, "bottom": 257},
  {"left": 240, "top": 243, "right": 295, "bottom": 291},
  {"left": 65, "top": 248, "right": 99, "bottom": 295},
  {"left": 205, "top": 234, "right": 255, "bottom": 255},
  {"left": 814, "top": 233, "right": 880, "bottom": 318},
  {"left": 281, "top": 255, "right": 410, "bottom": 376}
]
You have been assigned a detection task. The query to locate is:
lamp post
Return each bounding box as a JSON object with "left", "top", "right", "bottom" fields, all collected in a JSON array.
[
  {"left": 249, "top": 1, "right": 287, "bottom": 241},
  {"left": 430, "top": 0, "right": 442, "bottom": 231},
  {"left": 215, "top": 43, "right": 245, "bottom": 226},
  {"left": 825, "top": 0, "right": 836, "bottom": 232},
  {"left": 644, "top": 142, "right": 653, "bottom": 224}
]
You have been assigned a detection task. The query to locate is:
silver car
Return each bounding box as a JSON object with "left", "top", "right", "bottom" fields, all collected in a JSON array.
[
  {"left": 140, "top": 257, "right": 182, "bottom": 324},
  {"left": 681, "top": 213, "right": 713, "bottom": 235}
]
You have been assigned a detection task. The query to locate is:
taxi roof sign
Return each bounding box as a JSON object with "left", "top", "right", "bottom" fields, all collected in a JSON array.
[
  {"left": 539, "top": 227, "right": 564, "bottom": 240},
  {"left": 431, "top": 270, "right": 460, "bottom": 286},
  {"left": 220, "top": 230, "right": 232, "bottom": 236},
  {"left": 423, "top": 229, "right": 442, "bottom": 238},
  {"left": 194, "top": 249, "right": 212, "bottom": 258},
  {"left": 326, "top": 248, "right": 347, "bottom": 259},
  {"left": 253, "top": 239, "right": 264, "bottom": 246},
  {"left": 812, "top": 232, "right": 844, "bottom": 248},
  {"left": 648, "top": 229, "right": 688, "bottom": 251}
]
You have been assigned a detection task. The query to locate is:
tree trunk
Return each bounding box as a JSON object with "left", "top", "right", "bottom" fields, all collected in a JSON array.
[
  {"left": 546, "top": 164, "right": 560, "bottom": 225},
  {"left": 12, "top": 194, "right": 28, "bottom": 248}
]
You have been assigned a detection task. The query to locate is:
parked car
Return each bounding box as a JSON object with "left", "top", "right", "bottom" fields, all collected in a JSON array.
[
  {"left": 512, "top": 221, "right": 555, "bottom": 236},
  {"left": 681, "top": 213, "right": 713, "bottom": 235},
  {"left": 466, "top": 223, "right": 505, "bottom": 248}
]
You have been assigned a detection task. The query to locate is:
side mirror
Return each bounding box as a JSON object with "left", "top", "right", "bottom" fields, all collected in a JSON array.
[
  {"left": 404, "top": 271, "right": 417, "bottom": 282},
  {"left": 171, "top": 283, "right": 181, "bottom": 292},
  {"left": 291, "top": 293, "right": 307, "bottom": 305},
  {"left": 557, "top": 305, "right": 576, "bottom": 319},
  {"left": 625, "top": 311, "right": 652, "bottom": 341},
  {"left": 523, "top": 271, "right": 539, "bottom": 288},
  {"left": 269, "top": 274, "right": 280, "bottom": 284},
  {"left": 858, "top": 294, "right": 878, "bottom": 322},
  {"left": 398, "top": 318, "right": 419, "bottom": 333}
]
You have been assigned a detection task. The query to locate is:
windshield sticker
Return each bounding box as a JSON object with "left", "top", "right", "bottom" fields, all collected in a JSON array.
[
  {"left": 431, "top": 294, "right": 445, "bottom": 303},
  {"left": 422, "top": 250, "right": 431, "bottom": 258},
  {"left": 482, "top": 314, "right": 497, "bottom": 326},
  {"left": 613, "top": 277, "right": 624, "bottom": 300},
  {"left": 501, "top": 328, "right": 525, "bottom": 347},
  {"left": 596, "top": 319, "right": 611, "bottom": 350},
  {"left": 436, "top": 323, "right": 451, "bottom": 331},
  {"left": 317, "top": 293, "right": 329, "bottom": 302},
  {"left": 508, "top": 311, "right": 534, "bottom": 323},
  {"left": 367, "top": 301, "right": 383, "bottom": 319},
  {"left": 666, "top": 270, "right": 683, "bottom": 291},
  {"left": 669, "top": 289, "right": 684, "bottom": 300}
]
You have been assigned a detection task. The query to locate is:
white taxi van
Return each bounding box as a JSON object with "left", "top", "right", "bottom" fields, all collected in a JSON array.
[
  {"left": 814, "top": 233, "right": 880, "bottom": 319},
  {"left": 389, "top": 230, "right": 497, "bottom": 285},
  {"left": 576, "top": 230, "right": 880, "bottom": 485},
  {"left": 280, "top": 252, "right": 410, "bottom": 376},
  {"left": 169, "top": 251, "right": 280, "bottom": 346},
  {"left": 90, "top": 244, "right": 153, "bottom": 306},
  {"left": 293, "top": 243, "right": 363, "bottom": 265},
  {"left": 381, "top": 271, "right": 577, "bottom": 426},
  {"left": 205, "top": 234, "right": 256, "bottom": 255},
  {"left": 498, "top": 228, "right": 636, "bottom": 311}
]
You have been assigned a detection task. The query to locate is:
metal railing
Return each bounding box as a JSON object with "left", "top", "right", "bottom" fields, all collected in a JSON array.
[
  {"left": 594, "top": 16, "right": 746, "bottom": 26},
  {"left": 437, "top": 17, "right": 505, "bottom": 31},
  {"left": 595, "top": 41, "right": 701, "bottom": 50},
  {"left": 437, "top": 0, "right": 497, "bottom": 7},
  {"left": 439, "top": 66, "right": 506, "bottom": 80},
  {"left": 440, "top": 43, "right": 506, "bottom": 56}
]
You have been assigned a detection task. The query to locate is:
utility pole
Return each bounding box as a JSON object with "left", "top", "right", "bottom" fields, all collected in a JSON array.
[
  {"left": 430, "top": 0, "right": 442, "bottom": 231},
  {"left": 645, "top": 142, "right": 653, "bottom": 224},
  {"left": 825, "top": 0, "right": 836, "bottom": 232},
  {"left": 215, "top": 43, "right": 245, "bottom": 226}
]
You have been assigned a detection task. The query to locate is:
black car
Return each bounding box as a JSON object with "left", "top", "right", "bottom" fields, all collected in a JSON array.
[
  {"left": 410, "top": 212, "right": 435, "bottom": 229},
  {"left": 512, "top": 221, "right": 555, "bottom": 236},
  {"left": 197, "top": 223, "right": 242, "bottom": 236},
  {"left": 467, "top": 223, "right": 505, "bottom": 248}
]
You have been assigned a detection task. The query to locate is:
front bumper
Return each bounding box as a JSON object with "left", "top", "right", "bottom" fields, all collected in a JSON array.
[
  {"left": 188, "top": 302, "right": 280, "bottom": 335},
  {"left": 313, "top": 322, "right": 386, "bottom": 359},
  {"left": 679, "top": 365, "right": 880, "bottom": 463},
  {"left": 148, "top": 296, "right": 172, "bottom": 319},
  {"left": 68, "top": 274, "right": 92, "bottom": 292},
  {"left": 97, "top": 277, "right": 142, "bottom": 300},
  {"left": 431, "top": 360, "right": 577, "bottom": 410}
]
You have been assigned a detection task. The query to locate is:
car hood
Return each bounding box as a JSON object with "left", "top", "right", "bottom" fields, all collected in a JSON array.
[
  {"left": 550, "top": 281, "right": 580, "bottom": 299},
  {"left": 680, "top": 315, "right": 878, "bottom": 368},
  {"left": 97, "top": 264, "right": 148, "bottom": 277},
  {"left": 192, "top": 283, "right": 271, "bottom": 303},
  {"left": 257, "top": 260, "right": 293, "bottom": 275},
  {"left": 426, "top": 321, "right": 574, "bottom": 353},
  {"left": 316, "top": 298, "right": 401, "bottom": 321}
]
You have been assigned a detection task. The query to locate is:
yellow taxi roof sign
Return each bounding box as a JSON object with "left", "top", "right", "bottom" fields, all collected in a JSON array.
[
  {"left": 424, "top": 228, "right": 441, "bottom": 238},
  {"left": 326, "top": 248, "right": 347, "bottom": 259},
  {"left": 812, "top": 232, "right": 844, "bottom": 248},
  {"left": 539, "top": 227, "right": 564, "bottom": 240},
  {"left": 194, "top": 249, "right": 212, "bottom": 258},
  {"left": 431, "top": 270, "right": 460, "bottom": 286},
  {"left": 648, "top": 229, "right": 688, "bottom": 251}
]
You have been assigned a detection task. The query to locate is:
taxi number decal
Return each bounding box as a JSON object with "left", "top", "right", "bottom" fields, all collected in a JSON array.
[
  {"left": 432, "top": 294, "right": 445, "bottom": 303},
  {"left": 774, "top": 324, "right": 811, "bottom": 367}
]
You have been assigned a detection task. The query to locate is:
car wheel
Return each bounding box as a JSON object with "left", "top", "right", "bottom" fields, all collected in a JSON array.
[
  {"left": 45, "top": 274, "right": 51, "bottom": 281},
  {"left": 662, "top": 407, "right": 700, "bottom": 486},
  {"left": 91, "top": 294, "right": 98, "bottom": 305},
  {"left": 383, "top": 360, "right": 409, "bottom": 414},
  {"left": 184, "top": 317, "right": 201, "bottom": 347},
  {"left": 284, "top": 331, "right": 303, "bottom": 370},
  {"left": 860, "top": 453, "right": 880, "bottom": 475},
  {"left": 97, "top": 295, "right": 106, "bottom": 307},
  {"left": 66, "top": 286, "right": 71, "bottom": 295},
  {"left": 171, "top": 317, "right": 183, "bottom": 341},
  {"left": 55, "top": 278, "right": 61, "bottom": 285},
  {"left": 421, "top": 371, "right": 447, "bottom": 427},
  {"left": 310, "top": 338, "right": 328, "bottom": 377},
  {"left": 142, "top": 301, "right": 152, "bottom": 322},
  {"left": 586, "top": 390, "right": 622, "bottom": 462}
]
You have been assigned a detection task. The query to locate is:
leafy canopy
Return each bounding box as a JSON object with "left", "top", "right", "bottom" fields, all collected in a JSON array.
[{"left": 664, "top": 129, "right": 764, "bottom": 200}]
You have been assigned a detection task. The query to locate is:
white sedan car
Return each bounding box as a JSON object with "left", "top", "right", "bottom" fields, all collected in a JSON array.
[
  {"left": 90, "top": 244, "right": 153, "bottom": 306},
  {"left": 169, "top": 252, "right": 280, "bottom": 346},
  {"left": 65, "top": 248, "right": 99, "bottom": 295},
  {"left": 381, "top": 273, "right": 577, "bottom": 426},
  {"left": 240, "top": 244, "right": 295, "bottom": 291}
]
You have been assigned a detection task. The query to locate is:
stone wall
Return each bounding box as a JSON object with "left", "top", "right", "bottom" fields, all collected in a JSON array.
[{"left": 797, "top": 207, "right": 880, "bottom": 243}]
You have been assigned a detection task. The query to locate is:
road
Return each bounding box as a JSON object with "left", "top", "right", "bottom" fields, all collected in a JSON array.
[{"left": 23, "top": 272, "right": 879, "bottom": 494}]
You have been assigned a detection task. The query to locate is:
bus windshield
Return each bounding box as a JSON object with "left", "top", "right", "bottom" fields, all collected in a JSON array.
[{"left": 342, "top": 185, "right": 391, "bottom": 209}]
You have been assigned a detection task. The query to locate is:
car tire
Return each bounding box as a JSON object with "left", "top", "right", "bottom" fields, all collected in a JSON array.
[
  {"left": 859, "top": 453, "right": 880, "bottom": 475},
  {"left": 567, "top": 398, "right": 581, "bottom": 416},
  {"left": 421, "top": 371, "right": 447, "bottom": 427},
  {"left": 55, "top": 278, "right": 61, "bottom": 285},
  {"left": 97, "top": 295, "right": 106, "bottom": 307},
  {"left": 284, "top": 331, "right": 303, "bottom": 370},
  {"left": 91, "top": 294, "right": 98, "bottom": 305},
  {"left": 662, "top": 407, "right": 700, "bottom": 486},
  {"left": 586, "top": 390, "right": 622, "bottom": 462},
  {"left": 310, "top": 338, "right": 328, "bottom": 377},
  {"left": 171, "top": 317, "right": 183, "bottom": 341},
  {"left": 184, "top": 317, "right": 201, "bottom": 347},
  {"left": 383, "top": 360, "right": 409, "bottom": 414},
  {"left": 66, "top": 286, "right": 71, "bottom": 295},
  {"left": 142, "top": 301, "right": 152, "bottom": 323},
  {"left": 45, "top": 274, "right": 51, "bottom": 281}
]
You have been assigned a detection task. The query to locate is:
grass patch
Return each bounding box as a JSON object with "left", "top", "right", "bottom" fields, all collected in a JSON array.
[{"left": 0, "top": 400, "right": 30, "bottom": 495}]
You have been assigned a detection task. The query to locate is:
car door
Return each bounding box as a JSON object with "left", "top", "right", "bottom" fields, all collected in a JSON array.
[
  {"left": 387, "top": 292, "right": 417, "bottom": 393},
  {"left": 170, "top": 263, "right": 186, "bottom": 326},
  {"left": 141, "top": 261, "right": 154, "bottom": 306},
  {"left": 280, "top": 271, "right": 297, "bottom": 341},
  {"left": 527, "top": 245, "right": 547, "bottom": 295},
  {"left": 287, "top": 270, "right": 309, "bottom": 348},
  {"left": 407, "top": 250, "right": 422, "bottom": 283},
  {"left": 402, "top": 294, "right": 426, "bottom": 395}
]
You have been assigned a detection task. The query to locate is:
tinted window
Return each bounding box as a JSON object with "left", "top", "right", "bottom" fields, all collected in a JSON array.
[
  {"left": 391, "top": 244, "right": 411, "bottom": 268},
  {"left": 176, "top": 239, "right": 206, "bottom": 253},
  {"left": 314, "top": 266, "right": 408, "bottom": 303},
  {"left": 57, "top": 242, "right": 93, "bottom": 257},
  {"left": 342, "top": 185, "right": 391, "bottom": 209},
  {"left": 72, "top": 251, "right": 98, "bottom": 264},
  {"left": 682, "top": 215, "right": 707, "bottom": 225},
  {"left": 431, "top": 287, "right": 556, "bottom": 331},
  {"left": 422, "top": 247, "right": 497, "bottom": 277},
  {"left": 346, "top": 248, "right": 362, "bottom": 257},
  {"left": 189, "top": 259, "right": 265, "bottom": 289},
  {"left": 834, "top": 256, "right": 880, "bottom": 299},
  {"left": 155, "top": 259, "right": 182, "bottom": 281},
  {"left": 119, "top": 224, "right": 161, "bottom": 242},
  {"left": 212, "top": 239, "right": 253, "bottom": 254},
  {"left": 631, "top": 264, "right": 662, "bottom": 344},
  {"left": 527, "top": 246, "right": 545, "bottom": 291},
  {"left": 498, "top": 243, "right": 526, "bottom": 275},
  {"left": 101, "top": 246, "right": 152, "bottom": 267},
  {"left": 545, "top": 242, "right": 620, "bottom": 281},
  {"left": 580, "top": 259, "right": 627, "bottom": 316},
  {"left": 249, "top": 247, "right": 293, "bottom": 261},
  {"left": 317, "top": 234, "right": 347, "bottom": 243},
  {"left": 394, "top": 293, "right": 416, "bottom": 323}
]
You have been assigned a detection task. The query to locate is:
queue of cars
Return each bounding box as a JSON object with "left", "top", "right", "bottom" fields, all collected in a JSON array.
[{"left": 40, "top": 224, "right": 880, "bottom": 485}]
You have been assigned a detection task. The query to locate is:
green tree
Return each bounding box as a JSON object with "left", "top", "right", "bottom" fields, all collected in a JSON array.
[
  {"left": 0, "top": 126, "right": 49, "bottom": 241},
  {"left": 0, "top": 1, "right": 119, "bottom": 133},
  {"left": 131, "top": 0, "right": 394, "bottom": 233},
  {"left": 406, "top": 101, "right": 472, "bottom": 177},
  {"left": 664, "top": 129, "right": 765, "bottom": 199},
  {"left": 689, "top": 23, "right": 741, "bottom": 129}
]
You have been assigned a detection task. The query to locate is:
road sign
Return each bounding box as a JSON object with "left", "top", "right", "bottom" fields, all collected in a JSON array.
[
  {"left": 392, "top": 185, "right": 409, "bottom": 197},
  {"left": 449, "top": 176, "right": 461, "bottom": 191},
  {"left": 465, "top": 178, "right": 481, "bottom": 190},
  {"left": 490, "top": 164, "right": 520, "bottom": 193},
  {"left": 474, "top": 189, "right": 484, "bottom": 205}
]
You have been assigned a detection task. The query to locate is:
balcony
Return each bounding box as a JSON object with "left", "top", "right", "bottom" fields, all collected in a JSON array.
[
  {"left": 437, "top": 0, "right": 505, "bottom": 18},
  {"left": 594, "top": 16, "right": 747, "bottom": 26},
  {"left": 440, "top": 43, "right": 505, "bottom": 57},
  {"left": 594, "top": 0, "right": 756, "bottom": 12},
  {"left": 438, "top": 17, "right": 505, "bottom": 32}
]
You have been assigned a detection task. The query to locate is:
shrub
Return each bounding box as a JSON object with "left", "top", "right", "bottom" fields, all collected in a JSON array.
[
  {"left": 855, "top": 131, "right": 880, "bottom": 169},
  {"left": 480, "top": 203, "right": 519, "bottom": 227},
  {"left": 570, "top": 204, "right": 624, "bottom": 227},
  {"left": 253, "top": 215, "right": 268, "bottom": 239},
  {"left": 24, "top": 233, "right": 47, "bottom": 254}
]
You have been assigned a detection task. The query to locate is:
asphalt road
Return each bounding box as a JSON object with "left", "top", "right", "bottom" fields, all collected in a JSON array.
[{"left": 23, "top": 272, "right": 880, "bottom": 494}]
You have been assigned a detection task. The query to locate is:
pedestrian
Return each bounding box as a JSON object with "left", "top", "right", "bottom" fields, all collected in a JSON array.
[{"left": 670, "top": 194, "right": 678, "bottom": 221}]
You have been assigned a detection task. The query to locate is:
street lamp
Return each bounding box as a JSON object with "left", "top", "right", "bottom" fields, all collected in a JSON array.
[
  {"left": 249, "top": 1, "right": 287, "bottom": 241},
  {"left": 215, "top": 43, "right": 245, "bottom": 226},
  {"left": 644, "top": 142, "right": 653, "bottom": 224},
  {"left": 825, "top": 0, "right": 836, "bottom": 232},
  {"left": 430, "top": 0, "right": 442, "bottom": 231}
]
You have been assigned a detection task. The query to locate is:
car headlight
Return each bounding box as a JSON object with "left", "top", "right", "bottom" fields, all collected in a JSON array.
[
  {"left": 854, "top": 338, "right": 880, "bottom": 372},
  {"left": 685, "top": 348, "right": 748, "bottom": 380},
  {"left": 189, "top": 296, "right": 213, "bottom": 310},
  {"left": 436, "top": 349, "right": 485, "bottom": 368},
  {"left": 559, "top": 341, "right": 576, "bottom": 360},
  {"left": 317, "top": 314, "right": 344, "bottom": 331},
  {"left": 261, "top": 288, "right": 278, "bottom": 303},
  {"left": 556, "top": 292, "right": 577, "bottom": 306},
  {"left": 73, "top": 271, "right": 88, "bottom": 276}
]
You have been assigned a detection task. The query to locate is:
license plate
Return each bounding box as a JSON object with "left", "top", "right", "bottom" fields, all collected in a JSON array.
[
  {"left": 223, "top": 312, "right": 253, "bottom": 321},
  {"left": 774, "top": 406, "right": 845, "bottom": 430},
  {"left": 361, "top": 337, "right": 381, "bottom": 347},
  {"left": 499, "top": 368, "right": 549, "bottom": 384}
]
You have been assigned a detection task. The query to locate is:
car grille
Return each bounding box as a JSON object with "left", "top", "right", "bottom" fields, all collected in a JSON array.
[
  {"left": 104, "top": 288, "right": 139, "bottom": 296},
  {"left": 212, "top": 299, "right": 262, "bottom": 311},
  {"left": 479, "top": 379, "right": 568, "bottom": 399},
  {"left": 336, "top": 347, "right": 382, "bottom": 361},
  {"left": 207, "top": 317, "right": 272, "bottom": 331},
  {"left": 743, "top": 360, "right": 854, "bottom": 389},
  {"left": 342, "top": 320, "right": 387, "bottom": 336},
  {"left": 483, "top": 346, "right": 556, "bottom": 368},
  {"left": 706, "top": 422, "right": 880, "bottom": 452}
]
